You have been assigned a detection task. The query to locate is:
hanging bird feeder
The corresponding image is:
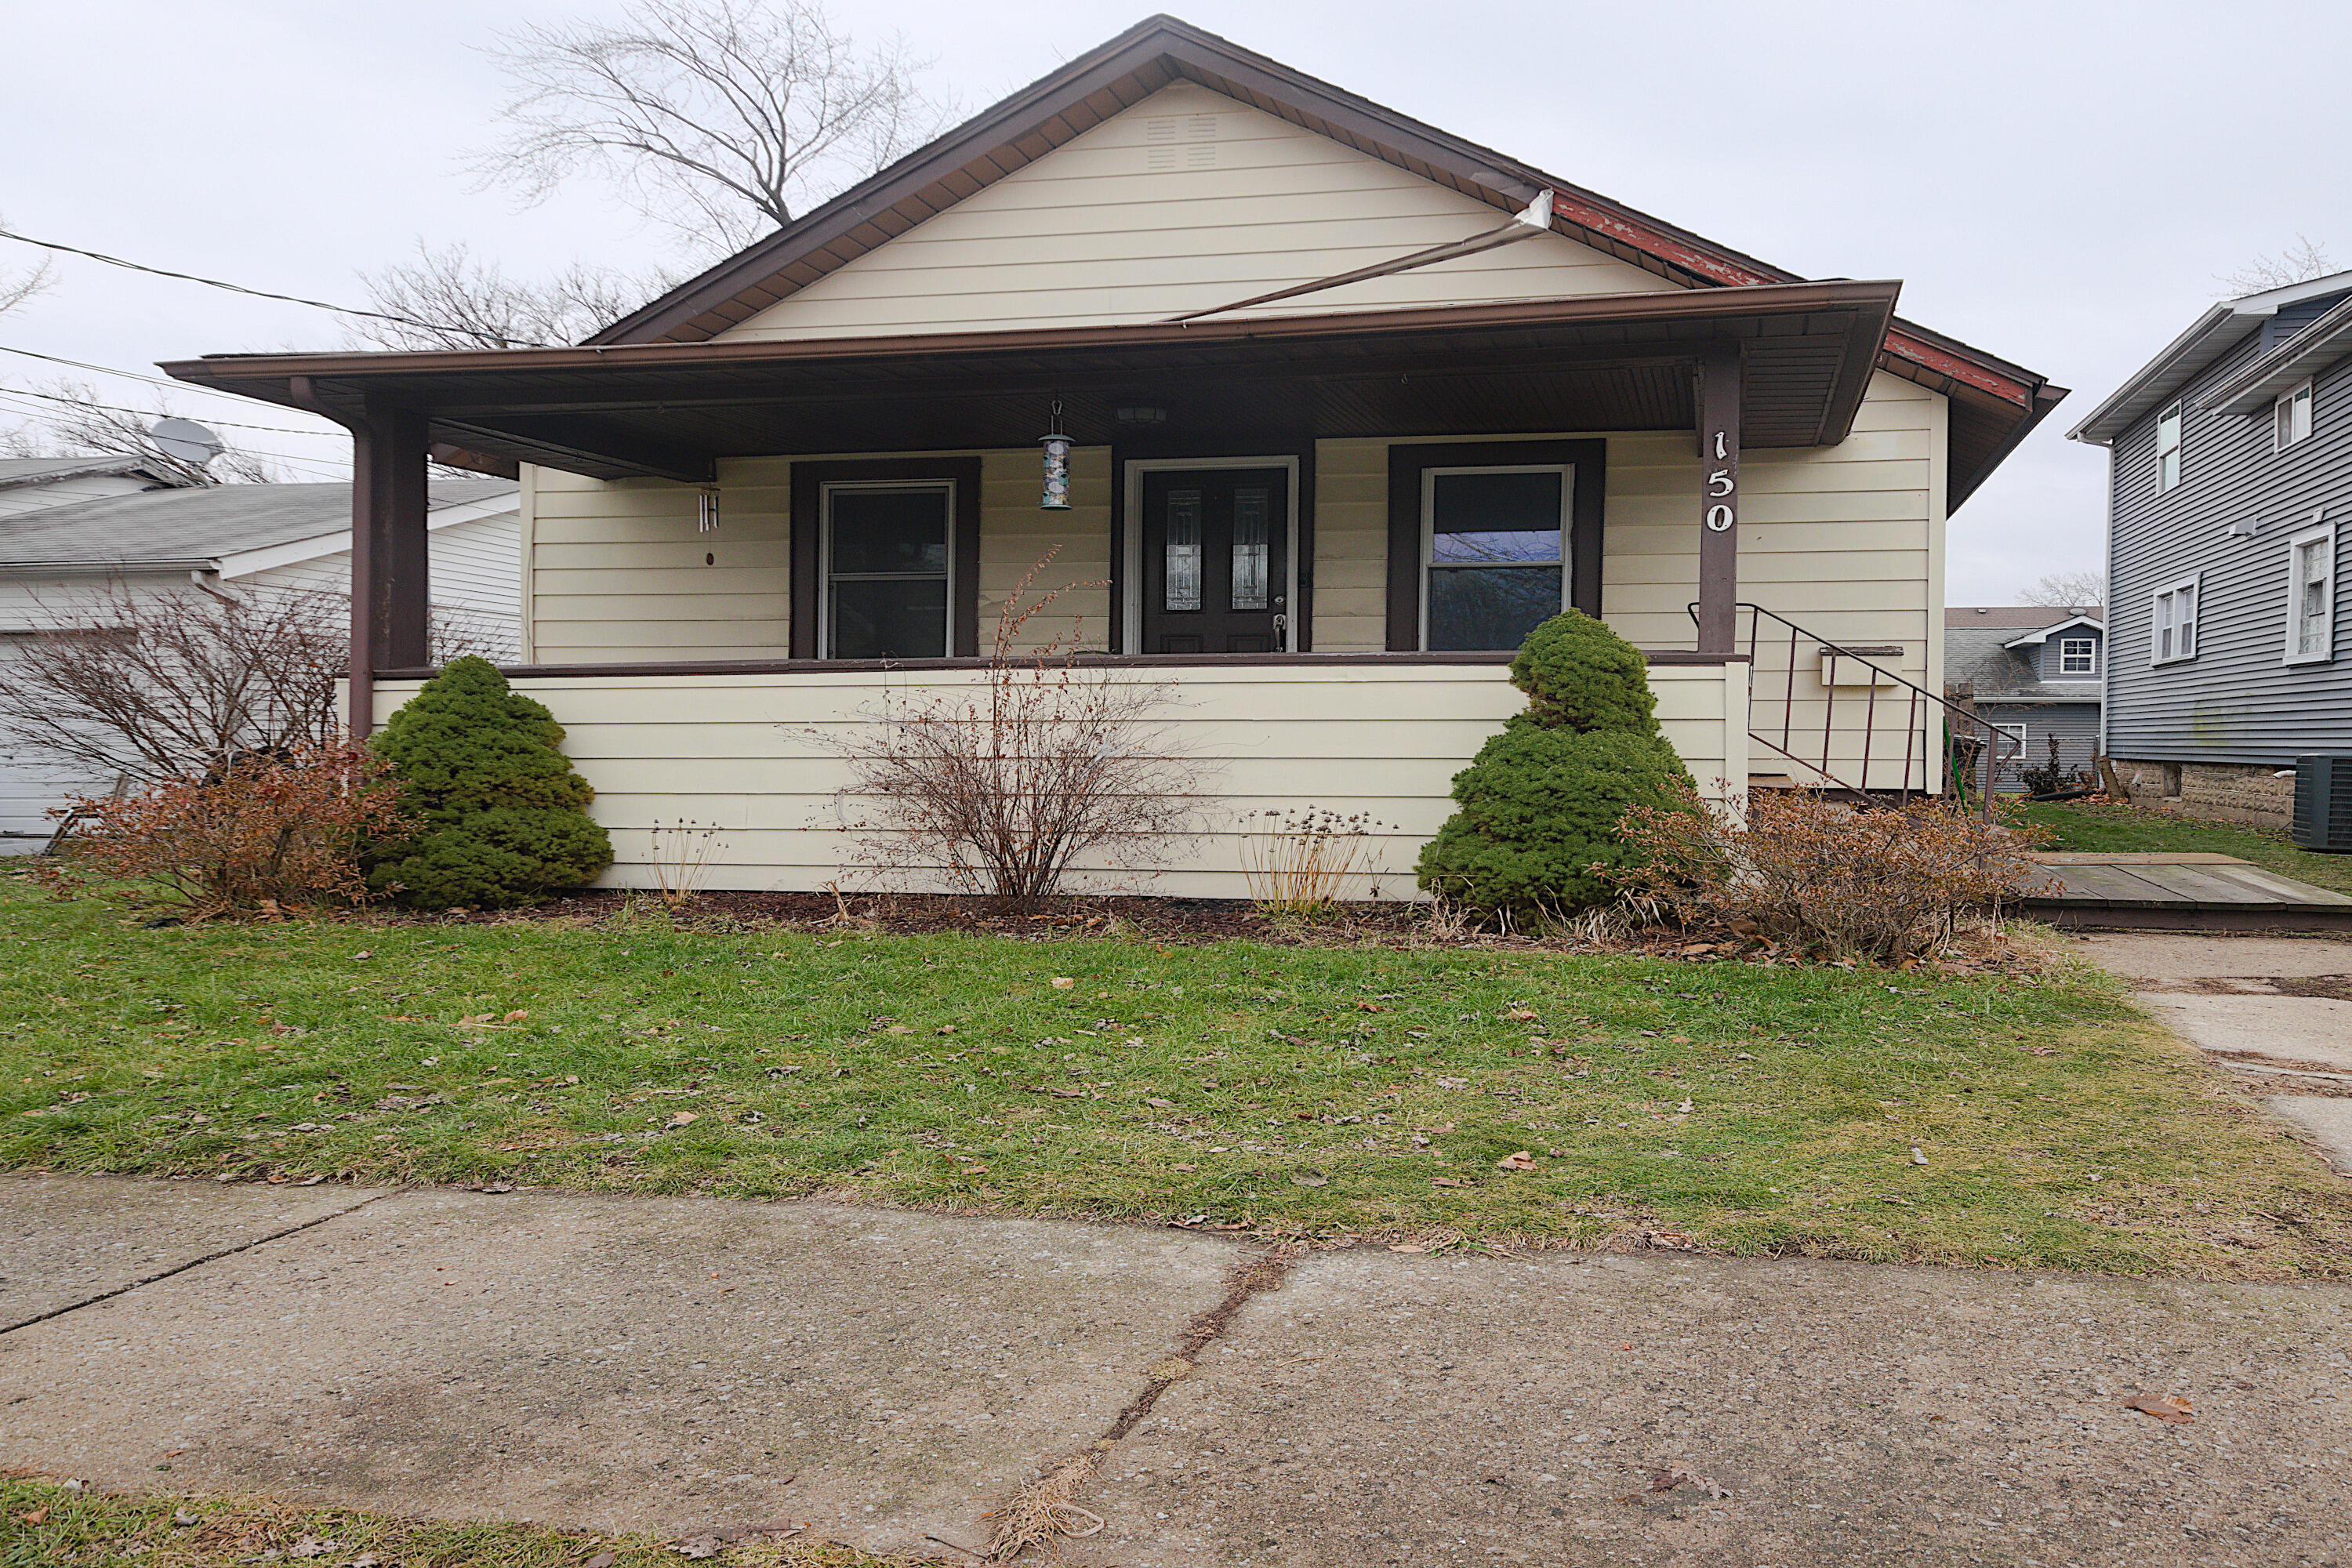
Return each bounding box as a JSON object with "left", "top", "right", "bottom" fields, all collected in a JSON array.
[{"left": 1040, "top": 400, "right": 1073, "bottom": 510}]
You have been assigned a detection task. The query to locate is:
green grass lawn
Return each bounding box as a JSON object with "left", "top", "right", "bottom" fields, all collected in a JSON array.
[
  {"left": 0, "top": 1475, "right": 933, "bottom": 1567},
  {"left": 2018, "top": 800, "right": 2352, "bottom": 896},
  {"left": 5, "top": 867, "right": 2350, "bottom": 1277}
]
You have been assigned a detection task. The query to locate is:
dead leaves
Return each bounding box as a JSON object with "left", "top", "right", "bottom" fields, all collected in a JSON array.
[
  {"left": 1496, "top": 1150, "right": 1538, "bottom": 1171},
  {"left": 2122, "top": 1392, "right": 2195, "bottom": 1425}
]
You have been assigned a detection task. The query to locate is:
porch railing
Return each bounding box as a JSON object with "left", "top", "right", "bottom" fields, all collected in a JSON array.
[{"left": 1687, "top": 601, "right": 2018, "bottom": 818}]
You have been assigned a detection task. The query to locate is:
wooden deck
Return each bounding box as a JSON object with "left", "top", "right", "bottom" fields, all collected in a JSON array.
[{"left": 2021, "top": 852, "right": 2352, "bottom": 931}]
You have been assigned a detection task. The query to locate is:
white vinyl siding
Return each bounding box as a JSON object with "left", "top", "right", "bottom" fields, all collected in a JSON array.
[
  {"left": 2286, "top": 521, "right": 2335, "bottom": 664},
  {"left": 715, "top": 81, "right": 1668, "bottom": 343},
  {"left": 368, "top": 660, "right": 1748, "bottom": 898},
  {"left": 2275, "top": 379, "right": 2314, "bottom": 451},
  {"left": 2151, "top": 575, "right": 2199, "bottom": 665}
]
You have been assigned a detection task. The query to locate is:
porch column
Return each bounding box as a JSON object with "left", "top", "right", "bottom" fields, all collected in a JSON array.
[
  {"left": 348, "top": 398, "right": 430, "bottom": 739},
  {"left": 1696, "top": 343, "right": 1741, "bottom": 654}
]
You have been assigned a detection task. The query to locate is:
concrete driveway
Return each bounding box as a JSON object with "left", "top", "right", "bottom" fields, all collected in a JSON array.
[{"left": 5, "top": 1174, "right": 2350, "bottom": 1567}]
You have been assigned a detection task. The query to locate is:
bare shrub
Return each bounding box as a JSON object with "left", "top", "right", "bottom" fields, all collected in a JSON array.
[
  {"left": 1240, "top": 807, "right": 1397, "bottom": 917},
  {"left": 0, "top": 579, "right": 497, "bottom": 786},
  {"left": 56, "top": 740, "right": 413, "bottom": 918},
  {"left": 815, "top": 552, "right": 1204, "bottom": 912},
  {"left": 1613, "top": 782, "right": 2041, "bottom": 964}
]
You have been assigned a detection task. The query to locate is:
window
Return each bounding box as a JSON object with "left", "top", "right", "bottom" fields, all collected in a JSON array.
[
  {"left": 2285, "top": 521, "right": 2336, "bottom": 664},
  {"left": 822, "top": 482, "right": 952, "bottom": 659},
  {"left": 2275, "top": 379, "right": 2315, "bottom": 451},
  {"left": 1421, "top": 466, "right": 1570, "bottom": 650},
  {"left": 2156, "top": 402, "right": 2183, "bottom": 492},
  {"left": 2151, "top": 575, "right": 2199, "bottom": 665},
  {"left": 2057, "top": 637, "right": 2098, "bottom": 677}
]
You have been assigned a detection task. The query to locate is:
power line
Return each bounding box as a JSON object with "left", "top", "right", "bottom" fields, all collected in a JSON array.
[
  {"left": 0, "top": 227, "right": 555, "bottom": 347},
  {"left": 0, "top": 382, "right": 342, "bottom": 437},
  {"left": 0, "top": 342, "right": 340, "bottom": 412},
  {"left": 0, "top": 392, "right": 351, "bottom": 481}
]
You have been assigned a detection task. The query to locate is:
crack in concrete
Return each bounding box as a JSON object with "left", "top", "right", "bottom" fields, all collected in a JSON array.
[
  {"left": 0, "top": 1187, "right": 395, "bottom": 1338},
  {"left": 978, "top": 1243, "right": 1297, "bottom": 1560}
]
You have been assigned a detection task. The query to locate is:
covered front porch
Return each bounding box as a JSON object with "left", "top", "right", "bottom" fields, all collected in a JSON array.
[{"left": 165, "top": 281, "right": 2044, "bottom": 898}]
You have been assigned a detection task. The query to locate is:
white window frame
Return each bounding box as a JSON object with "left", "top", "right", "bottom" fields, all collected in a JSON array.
[
  {"left": 2274, "top": 379, "right": 2315, "bottom": 452},
  {"left": 2056, "top": 636, "right": 2098, "bottom": 678},
  {"left": 2285, "top": 520, "right": 2336, "bottom": 666},
  {"left": 2151, "top": 574, "right": 2200, "bottom": 666},
  {"left": 1418, "top": 464, "right": 1574, "bottom": 652},
  {"left": 818, "top": 478, "right": 956, "bottom": 661},
  {"left": 2156, "top": 401, "right": 2183, "bottom": 492}
]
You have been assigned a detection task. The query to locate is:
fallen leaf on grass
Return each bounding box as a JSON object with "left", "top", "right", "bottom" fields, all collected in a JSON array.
[
  {"left": 1051, "top": 977, "right": 1076, "bottom": 989},
  {"left": 672, "top": 1541, "right": 721, "bottom": 1561},
  {"left": 1504, "top": 1007, "right": 1537, "bottom": 1022},
  {"left": 1496, "top": 1151, "right": 1538, "bottom": 1171},
  {"left": 1432, "top": 1176, "right": 1474, "bottom": 1188},
  {"left": 1171, "top": 1163, "right": 1196, "bottom": 1172},
  {"left": 666, "top": 1110, "right": 699, "bottom": 1127},
  {"left": 1911, "top": 1147, "right": 1929, "bottom": 1166},
  {"left": 17, "top": 1509, "right": 45, "bottom": 1526},
  {"left": 2123, "top": 1393, "right": 2194, "bottom": 1424},
  {"left": 1290, "top": 1170, "right": 1330, "bottom": 1187},
  {"left": 583, "top": 1552, "right": 617, "bottom": 1568}
]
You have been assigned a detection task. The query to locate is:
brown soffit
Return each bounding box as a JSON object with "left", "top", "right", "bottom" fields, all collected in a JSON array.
[{"left": 578, "top": 13, "right": 2056, "bottom": 425}]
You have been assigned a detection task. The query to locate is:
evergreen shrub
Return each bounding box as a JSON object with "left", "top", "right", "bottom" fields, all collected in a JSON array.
[
  {"left": 367, "top": 656, "right": 612, "bottom": 909},
  {"left": 1416, "top": 610, "right": 1693, "bottom": 917}
]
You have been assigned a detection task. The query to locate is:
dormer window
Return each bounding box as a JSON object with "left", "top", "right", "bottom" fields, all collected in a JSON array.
[
  {"left": 2057, "top": 637, "right": 2097, "bottom": 677},
  {"left": 2156, "top": 402, "right": 2183, "bottom": 491},
  {"left": 2275, "top": 379, "right": 2315, "bottom": 450}
]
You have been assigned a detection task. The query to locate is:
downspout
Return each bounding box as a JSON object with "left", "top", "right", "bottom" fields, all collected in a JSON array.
[{"left": 187, "top": 568, "right": 239, "bottom": 603}]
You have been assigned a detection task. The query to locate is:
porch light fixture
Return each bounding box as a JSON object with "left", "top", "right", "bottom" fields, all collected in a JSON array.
[
  {"left": 1040, "top": 399, "right": 1073, "bottom": 510},
  {"left": 697, "top": 488, "right": 720, "bottom": 533}
]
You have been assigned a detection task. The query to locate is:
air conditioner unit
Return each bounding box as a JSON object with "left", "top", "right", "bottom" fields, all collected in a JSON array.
[{"left": 2292, "top": 756, "right": 2352, "bottom": 852}]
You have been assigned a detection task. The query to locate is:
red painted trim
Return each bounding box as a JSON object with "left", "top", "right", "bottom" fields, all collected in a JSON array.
[
  {"left": 1543, "top": 191, "right": 1781, "bottom": 289},
  {"left": 1880, "top": 328, "right": 2034, "bottom": 406}
]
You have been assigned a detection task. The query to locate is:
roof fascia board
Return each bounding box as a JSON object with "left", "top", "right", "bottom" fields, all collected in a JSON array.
[
  {"left": 2066, "top": 304, "right": 2249, "bottom": 445},
  {"left": 2203, "top": 294, "right": 2352, "bottom": 414},
  {"left": 165, "top": 281, "right": 1900, "bottom": 391},
  {"left": 0, "top": 560, "right": 214, "bottom": 579},
  {"left": 2225, "top": 267, "right": 2352, "bottom": 314},
  {"left": 2002, "top": 616, "right": 2105, "bottom": 647}
]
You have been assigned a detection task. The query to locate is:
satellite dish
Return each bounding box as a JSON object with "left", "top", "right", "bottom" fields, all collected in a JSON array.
[{"left": 148, "top": 418, "right": 224, "bottom": 466}]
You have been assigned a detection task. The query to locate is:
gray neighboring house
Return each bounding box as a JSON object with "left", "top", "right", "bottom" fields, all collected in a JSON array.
[
  {"left": 0, "top": 454, "right": 188, "bottom": 516},
  {"left": 2069, "top": 269, "right": 2352, "bottom": 829},
  {"left": 1, "top": 477, "right": 521, "bottom": 851},
  {"left": 1945, "top": 605, "right": 2104, "bottom": 793}
]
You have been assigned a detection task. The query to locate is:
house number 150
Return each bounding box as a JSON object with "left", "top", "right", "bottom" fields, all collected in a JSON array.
[{"left": 1704, "top": 429, "right": 1736, "bottom": 532}]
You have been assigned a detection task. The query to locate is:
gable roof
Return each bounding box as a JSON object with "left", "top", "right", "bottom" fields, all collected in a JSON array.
[
  {"left": 2067, "top": 268, "right": 2352, "bottom": 445},
  {"left": 1944, "top": 604, "right": 2097, "bottom": 630},
  {"left": 2002, "top": 615, "right": 2103, "bottom": 648},
  {"left": 0, "top": 479, "right": 517, "bottom": 573},
  {"left": 1945, "top": 619, "right": 2105, "bottom": 703},
  {"left": 0, "top": 454, "right": 183, "bottom": 491},
  {"left": 586, "top": 15, "right": 2060, "bottom": 506}
]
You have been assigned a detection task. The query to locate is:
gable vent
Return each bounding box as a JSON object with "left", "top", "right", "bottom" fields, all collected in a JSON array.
[{"left": 1145, "top": 113, "right": 1220, "bottom": 170}]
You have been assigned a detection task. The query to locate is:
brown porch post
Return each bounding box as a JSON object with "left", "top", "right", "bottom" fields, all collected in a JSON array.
[
  {"left": 348, "top": 397, "right": 430, "bottom": 739},
  {"left": 1696, "top": 343, "right": 1741, "bottom": 654}
]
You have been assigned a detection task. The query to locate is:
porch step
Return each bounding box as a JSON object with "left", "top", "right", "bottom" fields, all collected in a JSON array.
[{"left": 1747, "top": 773, "right": 1800, "bottom": 791}]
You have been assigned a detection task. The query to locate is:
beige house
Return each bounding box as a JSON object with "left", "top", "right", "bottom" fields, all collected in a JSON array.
[{"left": 163, "top": 16, "right": 2060, "bottom": 898}]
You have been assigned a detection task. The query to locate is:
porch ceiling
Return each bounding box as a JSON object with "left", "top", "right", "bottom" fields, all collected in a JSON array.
[{"left": 162, "top": 282, "right": 1900, "bottom": 485}]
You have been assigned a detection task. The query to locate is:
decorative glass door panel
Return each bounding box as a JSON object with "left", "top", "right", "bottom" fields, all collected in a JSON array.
[{"left": 1140, "top": 468, "right": 1288, "bottom": 654}]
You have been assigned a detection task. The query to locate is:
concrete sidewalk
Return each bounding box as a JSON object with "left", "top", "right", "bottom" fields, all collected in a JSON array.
[
  {"left": 2077, "top": 931, "right": 2352, "bottom": 1175},
  {"left": 6, "top": 1175, "right": 2351, "bottom": 1566}
]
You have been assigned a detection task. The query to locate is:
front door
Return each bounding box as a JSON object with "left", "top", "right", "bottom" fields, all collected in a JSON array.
[{"left": 1139, "top": 467, "right": 1289, "bottom": 654}]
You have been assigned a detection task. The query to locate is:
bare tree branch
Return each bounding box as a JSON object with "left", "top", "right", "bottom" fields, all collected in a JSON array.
[
  {"left": 2016, "top": 570, "right": 2105, "bottom": 613},
  {"left": 0, "top": 378, "right": 279, "bottom": 485},
  {"left": 0, "top": 212, "right": 55, "bottom": 319},
  {"left": 469, "top": 0, "right": 953, "bottom": 254},
  {"left": 347, "top": 241, "right": 663, "bottom": 350},
  {"left": 2220, "top": 235, "right": 2335, "bottom": 296}
]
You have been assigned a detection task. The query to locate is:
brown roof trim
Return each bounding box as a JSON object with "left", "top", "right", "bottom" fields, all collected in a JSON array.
[
  {"left": 586, "top": 15, "right": 1804, "bottom": 346},
  {"left": 577, "top": 13, "right": 2051, "bottom": 430},
  {"left": 163, "top": 279, "right": 1900, "bottom": 389}
]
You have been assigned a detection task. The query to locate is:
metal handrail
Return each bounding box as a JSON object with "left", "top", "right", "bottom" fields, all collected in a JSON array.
[{"left": 1686, "top": 601, "right": 2020, "bottom": 817}]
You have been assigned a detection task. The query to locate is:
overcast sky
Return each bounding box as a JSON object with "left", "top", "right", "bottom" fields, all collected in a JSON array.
[{"left": 6, "top": 0, "right": 2348, "bottom": 602}]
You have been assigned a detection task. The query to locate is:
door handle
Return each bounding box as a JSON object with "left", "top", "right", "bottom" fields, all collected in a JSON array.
[{"left": 1272, "top": 612, "right": 1289, "bottom": 633}]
